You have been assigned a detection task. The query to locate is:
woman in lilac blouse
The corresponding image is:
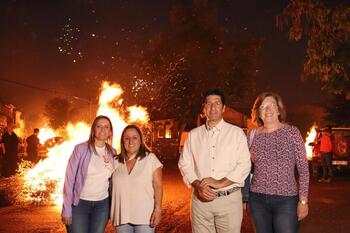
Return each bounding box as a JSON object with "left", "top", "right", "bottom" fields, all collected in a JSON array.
[
  {"left": 248, "top": 92, "right": 309, "bottom": 233},
  {"left": 61, "top": 115, "right": 116, "bottom": 233}
]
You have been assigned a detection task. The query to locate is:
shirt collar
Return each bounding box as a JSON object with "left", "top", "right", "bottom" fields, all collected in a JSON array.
[{"left": 205, "top": 118, "right": 224, "bottom": 132}]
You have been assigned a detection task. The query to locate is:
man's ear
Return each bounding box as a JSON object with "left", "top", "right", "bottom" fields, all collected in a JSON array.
[
  {"left": 202, "top": 104, "right": 205, "bottom": 114},
  {"left": 223, "top": 105, "right": 226, "bottom": 112}
]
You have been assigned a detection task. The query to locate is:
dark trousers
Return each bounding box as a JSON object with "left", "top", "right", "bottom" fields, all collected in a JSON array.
[
  {"left": 321, "top": 152, "right": 333, "bottom": 179},
  {"left": 249, "top": 192, "right": 299, "bottom": 233}
]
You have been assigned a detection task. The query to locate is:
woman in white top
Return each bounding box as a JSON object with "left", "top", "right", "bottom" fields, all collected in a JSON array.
[
  {"left": 62, "top": 115, "right": 116, "bottom": 233},
  {"left": 111, "top": 124, "right": 163, "bottom": 233}
]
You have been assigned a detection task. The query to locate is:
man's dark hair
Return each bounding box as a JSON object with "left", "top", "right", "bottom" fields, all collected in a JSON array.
[
  {"left": 34, "top": 128, "right": 39, "bottom": 133},
  {"left": 203, "top": 89, "right": 225, "bottom": 105}
]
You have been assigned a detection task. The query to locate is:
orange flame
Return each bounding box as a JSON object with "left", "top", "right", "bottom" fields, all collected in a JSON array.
[
  {"left": 128, "top": 105, "right": 150, "bottom": 124},
  {"left": 22, "top": 81, "right": 149, "bottom": 205},
  {"left": 14, "top": 113, "right": 25, "bottom": 138},
  {"left": 38, "top": 125, "right": 56, "bottom": 144},
  {"left": 305, "top": 123, "right": 318, "bottom": 160}
]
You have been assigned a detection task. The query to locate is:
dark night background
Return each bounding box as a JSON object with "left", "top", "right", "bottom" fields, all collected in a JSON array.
[{"left": 0, "top": 0, "right": 331, "bottom": 135}]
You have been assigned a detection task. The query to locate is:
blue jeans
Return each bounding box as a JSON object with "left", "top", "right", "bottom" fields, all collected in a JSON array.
[
  {"left": 66, "top": 197, "right": 110, "bottom": 233},
  {"left": 249, "top": 192, "right": 298, "bottom": 233},
  {"left": 116, "top": 223, "right": 155, "bottom": 233}
]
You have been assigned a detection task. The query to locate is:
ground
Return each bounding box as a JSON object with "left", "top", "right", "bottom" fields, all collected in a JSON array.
[{"left": 0, "top": 162, "right": 349, "bottom": 233}]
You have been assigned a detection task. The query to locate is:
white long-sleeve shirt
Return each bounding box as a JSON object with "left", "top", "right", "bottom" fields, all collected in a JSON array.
[{"left": 178, "top": 119, "right": 251, "bottom": 191}]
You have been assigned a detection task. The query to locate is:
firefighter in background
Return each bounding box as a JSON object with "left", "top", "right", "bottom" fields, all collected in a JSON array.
[
  {"left": 319, "top": 127, "right": 333, "bottom": 183},
  {"left": 0, "top": 123, "right": 19, "bottom": 177}
]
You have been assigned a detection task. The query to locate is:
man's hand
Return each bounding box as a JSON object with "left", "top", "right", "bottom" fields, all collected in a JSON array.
[
  {"left": 192, "top": 180, "right": 216, "bottom": 202},
  {"left": 201, "top": 177, "right": 220, "bottom": 189},
  {"left": 201, "top": 177, "right": 235, "bottom": 190}
]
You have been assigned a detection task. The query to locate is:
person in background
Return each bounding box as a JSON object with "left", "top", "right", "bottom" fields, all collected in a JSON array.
[
  {"left": 0, "top": 123, "right": 19, "bottom": 177},
  {"left": 26, "top": 128, "right": 40, "bottom": 163},
  {"left": 248, "top": 92, "right": 309, "bottom": 233},
  {"left": 110, "top": 124, "right": 163, "bottom": 233},
  {"left": 178, "top": 89, "right": 251, "bottom": 233},
  {"left": 318, "top": 126, "right": 333, "bottom": 183},
  {"left": 61, "top": 115, "right": 116, "bottom": 233}
]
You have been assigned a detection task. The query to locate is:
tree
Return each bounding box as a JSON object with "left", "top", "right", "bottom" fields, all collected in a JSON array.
[
  {"left": 279, "top": 0, "right": 350, "bottom": 96},
  {"left": 131, "top": 0, "right": 260, "bottom": 129},
  {"left": 324, "top": 94, "right": 350, "bottom": 126},
  {"left": 44, "top": 97, "right": 70, "bottom": 130}
]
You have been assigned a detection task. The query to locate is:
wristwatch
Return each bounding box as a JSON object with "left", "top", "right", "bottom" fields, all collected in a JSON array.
[{"left": 299, "top": 200, "right": 308, "bottom": 205}]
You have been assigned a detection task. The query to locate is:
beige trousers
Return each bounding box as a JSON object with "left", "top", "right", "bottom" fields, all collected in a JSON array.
[{"left": 191, "top": 190, "right": 243, "bottom": 233}]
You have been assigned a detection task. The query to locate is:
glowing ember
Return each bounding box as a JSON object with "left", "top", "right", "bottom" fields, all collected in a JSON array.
[
  {"left": 21, "top": 81, "right": 149, "bottom": 205},
  {"left": 305, "top": 123, "right": 318, "bottom": 160}
]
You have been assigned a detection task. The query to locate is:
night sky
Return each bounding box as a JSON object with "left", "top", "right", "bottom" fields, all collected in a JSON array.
[{"left": 0, "top": 0, "right": 331, "bottom": 134}]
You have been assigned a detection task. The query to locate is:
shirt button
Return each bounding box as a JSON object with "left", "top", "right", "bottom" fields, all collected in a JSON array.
[
  {"left": 212, "top": 145, "right": 215, "bottom": 148},
  {"left": 212, "top": 169, "right": 215, "bottom": 172},
  {"left": 212, "top": 157, "right": 215, "bottom": 159}
]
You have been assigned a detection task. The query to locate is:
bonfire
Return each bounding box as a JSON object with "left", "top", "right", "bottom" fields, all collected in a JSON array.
[{"left": 0, "top": 81, "right": 149, "bottom": 206}]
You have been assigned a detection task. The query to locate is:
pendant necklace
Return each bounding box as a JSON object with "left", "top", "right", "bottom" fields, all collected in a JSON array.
[{"left": 125, "top": 154, "right": 137, "bottom": 162}]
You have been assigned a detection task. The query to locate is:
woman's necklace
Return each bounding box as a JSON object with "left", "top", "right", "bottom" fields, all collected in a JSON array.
[
  {"left": 125, "top": 154, "right": 137, "bottom": 162},
  {"left": 94, "top": 145, "right": 110, "bottom": 164}
]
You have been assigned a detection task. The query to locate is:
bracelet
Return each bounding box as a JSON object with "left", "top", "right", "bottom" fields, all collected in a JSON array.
[{"left": 299, "top": 200, "right": 308, "bottom": 205}]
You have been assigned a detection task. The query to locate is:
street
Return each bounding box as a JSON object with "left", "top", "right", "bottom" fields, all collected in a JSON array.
[{"left": 0, "top": 163, "right": 349, "bottom": 233}]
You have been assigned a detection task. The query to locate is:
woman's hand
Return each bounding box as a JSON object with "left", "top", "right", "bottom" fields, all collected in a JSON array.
[
  {"left": 297, "top": 202, "right": 309, "bottom": 220},
  {"left": 61, "top": 216, "right": 72, "bottom": 225},
  {"left": 150, "top": 208, "right": 161, "bottom": 227},
  {"left": 151, "top": 167, "right": 163, "bottom": 227}
]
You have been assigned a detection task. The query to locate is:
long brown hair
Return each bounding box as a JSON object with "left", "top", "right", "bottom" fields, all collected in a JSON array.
[
  {"left": 251, "top": 92, "right": 287, "bottom": 127},
  {"left": 118, "top": 124, "right": 150, "bottom": 163},
  {"left": 88, "top": 115, "right": 115, "bottom": 156}
]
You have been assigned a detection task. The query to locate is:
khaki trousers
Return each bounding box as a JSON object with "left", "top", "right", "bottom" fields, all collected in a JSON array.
[{"left": 191, "top": 190, "right": 243, "bottom": 233}]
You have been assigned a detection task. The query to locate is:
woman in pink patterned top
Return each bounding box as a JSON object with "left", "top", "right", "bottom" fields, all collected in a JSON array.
[{"left": 248, "top": 92, "right": 309, "bottom": 233}]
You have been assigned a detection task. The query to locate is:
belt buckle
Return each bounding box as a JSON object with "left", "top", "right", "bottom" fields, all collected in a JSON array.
[
  {"left": 215, "top": 187, "right": 239, "bottom": 197},
  {"left": 216, "top": 190, "right": 223, "bottom": 197}
]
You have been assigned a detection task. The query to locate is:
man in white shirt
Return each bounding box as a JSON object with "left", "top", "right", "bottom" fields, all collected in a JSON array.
[{"left": 178, "top": 89, "right": 251, "bottom": 233}]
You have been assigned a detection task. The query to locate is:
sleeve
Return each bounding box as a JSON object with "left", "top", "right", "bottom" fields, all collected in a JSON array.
[
  {"left": 150, "top": 153, "right": 163, "bottom": 171},
  {"left": 61, "top": 145, "right": 81, "bottom": 218},
  {"left": 178, "top": 132, "right": 199, "bottom": 188},
  {"left": 293, "top": 127, "right": 310, "bottom": 198},
  {"left": 225, "top": 130, "right": 252, "bottom": 186}
]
